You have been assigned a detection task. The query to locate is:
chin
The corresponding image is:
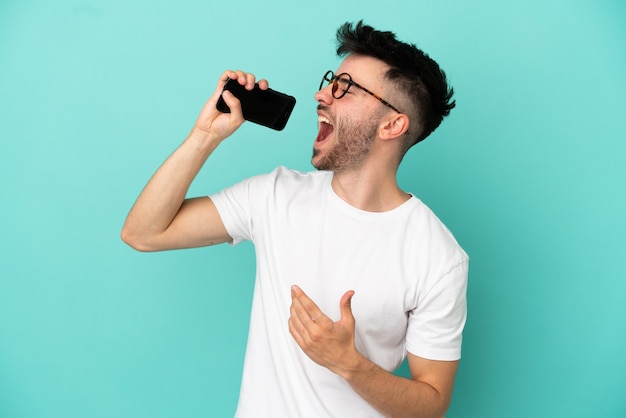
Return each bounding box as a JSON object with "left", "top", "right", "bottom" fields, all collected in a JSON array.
[
  {"left": 311, "top": 159, "right": 324, "bottom": 170},
  {"left": 311, "top": 150, "right": 323, "bottom": 169}
]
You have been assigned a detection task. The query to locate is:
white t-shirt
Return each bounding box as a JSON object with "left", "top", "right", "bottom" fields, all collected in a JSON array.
[{"left": 210, "top": 166, "right": 468, "bottom": 418}]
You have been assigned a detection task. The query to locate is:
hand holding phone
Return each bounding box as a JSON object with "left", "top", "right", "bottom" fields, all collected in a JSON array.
[{"left": 216, "top": 79, "right": 296, "bottom": 131}]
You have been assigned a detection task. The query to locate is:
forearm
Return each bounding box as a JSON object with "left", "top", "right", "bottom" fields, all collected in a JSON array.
[
  {"left": 340, "top": 356, "right": 448, "bottom": 418},
  {"left": 121, "top": 128, "right": 221, "bottom": 250}
]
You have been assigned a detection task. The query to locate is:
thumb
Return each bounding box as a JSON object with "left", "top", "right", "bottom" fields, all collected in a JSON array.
[{"left": 339, "top": 290, "right": 355, "bottom": 322}]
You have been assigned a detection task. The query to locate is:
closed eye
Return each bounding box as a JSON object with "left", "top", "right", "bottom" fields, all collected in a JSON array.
[{"left": 336, "top": 78, "right": 351, "bottom": 94}]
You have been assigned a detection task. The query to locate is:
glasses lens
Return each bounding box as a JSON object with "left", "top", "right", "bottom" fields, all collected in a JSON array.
[
  {"left": 319, "top": 71, "right": 351, "bottom": 100},
  {"left": 333, "top": 74, "right": 351, "bottom": 99},
  {"left": 320, "top": 71, "right": 333, "bottom": 92}
]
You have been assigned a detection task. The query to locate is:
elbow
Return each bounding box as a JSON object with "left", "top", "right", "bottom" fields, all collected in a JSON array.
[{"left": 120, "top": 226, "right": 157, "bottom": 252}]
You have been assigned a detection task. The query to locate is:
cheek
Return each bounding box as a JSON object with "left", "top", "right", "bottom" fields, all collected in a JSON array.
[{"left": 336, "top": 112, "right": 380, "bottom": 140}]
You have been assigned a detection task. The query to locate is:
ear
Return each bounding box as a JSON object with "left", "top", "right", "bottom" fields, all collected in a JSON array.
[{"left": 379, "top": 113, "right": 410, "bottom": 141}]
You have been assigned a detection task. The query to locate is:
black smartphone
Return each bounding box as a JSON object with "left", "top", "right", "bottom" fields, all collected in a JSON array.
[{"left": 216, "top": 79, "right": 296, "bottom": 131}]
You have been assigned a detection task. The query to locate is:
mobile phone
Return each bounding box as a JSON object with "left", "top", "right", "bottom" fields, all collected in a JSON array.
[{"left": 216, "top": 79, "right": 296, "bottom": 131}]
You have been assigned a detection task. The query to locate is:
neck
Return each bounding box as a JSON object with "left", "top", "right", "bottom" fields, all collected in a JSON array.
[{"left": 330, "top": 166, "right": 410, "bottom": 212}]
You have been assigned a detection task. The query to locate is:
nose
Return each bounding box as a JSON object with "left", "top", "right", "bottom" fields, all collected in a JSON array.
[{"left": 314, "top": 83, "right": 333, "bottom": 105}]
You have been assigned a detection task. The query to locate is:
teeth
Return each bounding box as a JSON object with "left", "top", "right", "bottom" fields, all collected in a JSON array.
[{"left": 318, "top": 116, "right": 332, "bottom": 125}]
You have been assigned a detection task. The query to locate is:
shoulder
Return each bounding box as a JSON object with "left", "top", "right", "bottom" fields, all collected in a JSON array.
[{"left": 408, "top": 197, "right": 469, "bottom": 264}]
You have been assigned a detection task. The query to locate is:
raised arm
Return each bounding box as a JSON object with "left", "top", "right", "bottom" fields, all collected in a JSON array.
[{"left": 121, "top": 70, "right": 268, "bottom": 252}]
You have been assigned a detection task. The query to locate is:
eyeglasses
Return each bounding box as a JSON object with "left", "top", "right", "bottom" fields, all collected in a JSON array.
[{"left": 319, "top": 70, "right": 401, "bottom": 114}]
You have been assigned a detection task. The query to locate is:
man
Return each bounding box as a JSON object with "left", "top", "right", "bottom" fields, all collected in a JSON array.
[{"left": 122, "top": 21, "right": 468, "bottom": 418}]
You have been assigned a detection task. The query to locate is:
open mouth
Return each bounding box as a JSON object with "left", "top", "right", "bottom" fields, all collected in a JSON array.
[{"left": 315, "top": 116, "right": 334, "bottom": 144}]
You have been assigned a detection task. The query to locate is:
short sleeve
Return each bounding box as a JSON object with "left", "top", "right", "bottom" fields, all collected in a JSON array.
[
  {"left": 209, "top": 177, "right": 256, "bottom": 245},
  {"left": 405, "top": 259, "right": 468, "bottom": 361}
]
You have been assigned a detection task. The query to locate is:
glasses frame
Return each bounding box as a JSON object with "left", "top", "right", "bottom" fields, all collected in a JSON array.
[{"left": 319, "top": 70, "right": 401, "bottom": 114}]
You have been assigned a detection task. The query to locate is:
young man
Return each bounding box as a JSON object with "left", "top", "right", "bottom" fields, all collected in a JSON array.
[{"left": 122, "top": 21, "right": 468, "bottom": 418}]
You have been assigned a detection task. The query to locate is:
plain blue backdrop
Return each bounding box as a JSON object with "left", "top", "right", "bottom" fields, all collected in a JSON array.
[{"left": 1, "top": 0, "right": 625, "bottom": 416}]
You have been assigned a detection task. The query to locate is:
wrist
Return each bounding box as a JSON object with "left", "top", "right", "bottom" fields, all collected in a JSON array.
[
  {"left": 336, "top": 351, "right": 374, "bottom": 382},
  {"left": 187, "top": 126, "right": 224, "bottom": 153}
]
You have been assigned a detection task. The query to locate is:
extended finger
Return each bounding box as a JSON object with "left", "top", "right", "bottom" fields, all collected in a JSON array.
[
  {"left": 290, "top": 296, "right": 315, "bottom": 330},
  {"left": 290, "top": 286, "right": 325, "bottom": 324},
  {"left": 288, "top": 317, "right": 305, "bottom": 347},
  {"left": 288, "top": 307, "right": 306, "bottom": 339}
]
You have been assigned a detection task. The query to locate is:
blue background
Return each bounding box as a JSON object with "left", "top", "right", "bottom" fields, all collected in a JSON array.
[{"left": 1, "top": 0, "right": 625, "bottom": 416}]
